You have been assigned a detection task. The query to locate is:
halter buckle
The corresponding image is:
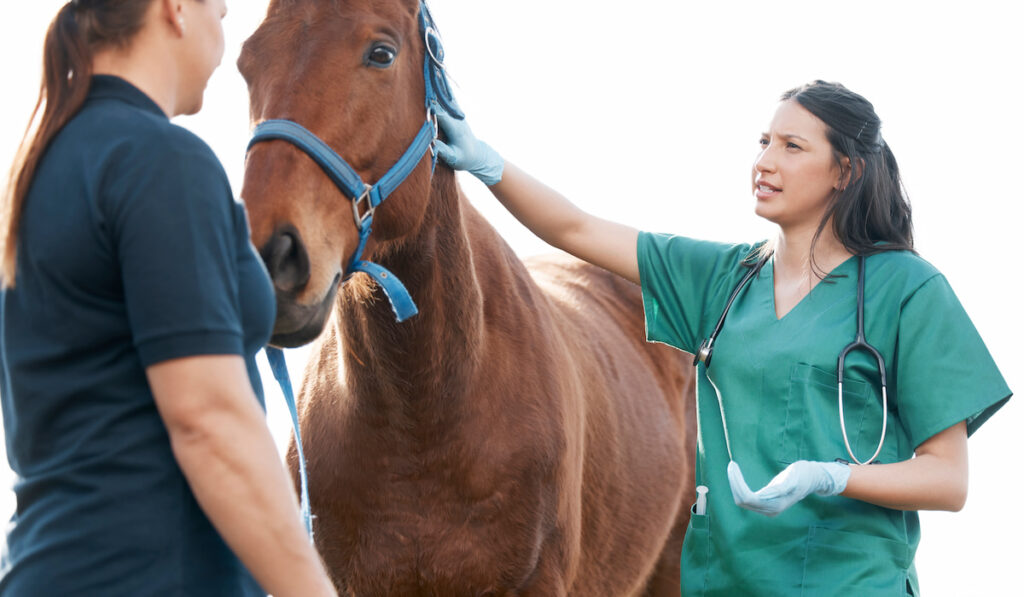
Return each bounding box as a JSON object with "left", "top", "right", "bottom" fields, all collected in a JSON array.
[{"left": 351, "top": 183, "right": 374, "bottom": 228}]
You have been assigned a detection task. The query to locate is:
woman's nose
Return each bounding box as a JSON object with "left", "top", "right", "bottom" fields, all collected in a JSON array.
[{"left": 754, "top": 147, "right": 775, "bottom": 173}]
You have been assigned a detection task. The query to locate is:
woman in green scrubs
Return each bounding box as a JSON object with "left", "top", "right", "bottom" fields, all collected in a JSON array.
[{"left": 432, "top": 80, "right": 1011, "bottom": 595}]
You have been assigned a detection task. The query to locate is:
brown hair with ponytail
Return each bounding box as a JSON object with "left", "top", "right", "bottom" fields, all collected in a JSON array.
[{"left": 1, "top": 0, "right": 156, "bottom": 288}]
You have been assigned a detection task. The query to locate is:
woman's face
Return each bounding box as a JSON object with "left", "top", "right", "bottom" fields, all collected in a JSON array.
[
  {"left": 177, "top": 0, "right": 227, "bottom": 115},
  {"left": 751, "top": 100, "right": 845, "bottom": 231}
]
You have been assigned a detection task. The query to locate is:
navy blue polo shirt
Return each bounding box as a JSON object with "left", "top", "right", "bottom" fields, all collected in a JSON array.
[{"left": 0, "top": 76, "right": 274, "bottom": 595}]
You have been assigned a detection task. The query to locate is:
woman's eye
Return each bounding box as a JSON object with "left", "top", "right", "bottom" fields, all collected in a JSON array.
[
  {"left": 758, "top": 138, "right": 769, "bottom": 147},
  {"left": 787, "top": 142, "right": 802, "bottom": 150},
  {"left": 367, "top": 45, "right": 397, "bottom": 67}
]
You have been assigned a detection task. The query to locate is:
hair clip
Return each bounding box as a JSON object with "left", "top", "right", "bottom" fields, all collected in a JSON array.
[{"left": 855, "top": 121, "right": 869, "bottom": 140}]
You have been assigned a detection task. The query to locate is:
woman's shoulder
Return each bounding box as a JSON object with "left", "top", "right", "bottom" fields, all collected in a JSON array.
[
  {"left": 73, "top": 102, "right": 228, "bottom": 199},
  {"left": 124, "top": 115, "right": 218, "bottom": 168},
  {"left": 65, "top": 111, "right": 233, "bottom": 231},
  {"left": 71, "top": 95, "right": 222, "bottom": 174},
  {"left": 867, "top": 249, "right": 945, "bottom": 299},
  {"left": 639, "top": 232, "right": 761, "bottom": 266}
]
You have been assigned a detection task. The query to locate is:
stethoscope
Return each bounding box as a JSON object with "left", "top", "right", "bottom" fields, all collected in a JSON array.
[{"left": 694, "top": 253, "right": 888, "bottom": 465}]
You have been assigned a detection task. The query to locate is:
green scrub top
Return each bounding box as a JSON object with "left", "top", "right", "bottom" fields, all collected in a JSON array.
[{"left": 637, "top": 233, "right": 1011, "bottom": 597}]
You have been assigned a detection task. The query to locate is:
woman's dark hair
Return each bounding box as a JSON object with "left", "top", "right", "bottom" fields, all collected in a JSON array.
[
  {"left": 1, "top": 0, "right": 156, "bottom": 287},
  {"left": 751, "top": 80, "right": 914, "bottom": 274}
]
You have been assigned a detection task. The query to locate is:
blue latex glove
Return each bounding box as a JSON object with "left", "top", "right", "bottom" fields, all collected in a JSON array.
[
  {"left": 727, "top": 460, "right": 850, "bottom": 517},
  {"left": 433, "top": 109, "right": 504, "bottom": 186}
]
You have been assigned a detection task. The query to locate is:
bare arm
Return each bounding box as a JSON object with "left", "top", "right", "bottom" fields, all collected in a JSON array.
[
  {"left": 842, "top": 421, "right": 968, "bottom": 511},
  {"left": 147, "top": 355, "right": 335, "bottom": 597},
  {"left": 488, "top": 162, "right": 641, "bottom": 284}
]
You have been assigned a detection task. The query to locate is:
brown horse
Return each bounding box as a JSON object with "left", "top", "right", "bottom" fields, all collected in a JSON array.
[{"left": 238, "top": 1, "right": 695, "bottom": 594}]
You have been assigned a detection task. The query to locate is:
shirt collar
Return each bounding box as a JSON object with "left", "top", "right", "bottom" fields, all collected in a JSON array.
[{"left": 88, "top": 75, "right": 167, "bottom": 119}]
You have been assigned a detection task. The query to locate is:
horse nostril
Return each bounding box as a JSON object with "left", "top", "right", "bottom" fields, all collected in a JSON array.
[{"left": 261, "top": 226, "right": 311, "bottom": 294}]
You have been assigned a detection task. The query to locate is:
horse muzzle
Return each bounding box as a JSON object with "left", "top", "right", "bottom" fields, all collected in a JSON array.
[{"left": 260, "top": 225, "right": 340, "bottom": 347}]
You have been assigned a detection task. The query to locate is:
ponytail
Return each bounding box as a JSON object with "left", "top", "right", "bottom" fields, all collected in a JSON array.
[
  {"left": 2, "top": 0, "right": 155, "bottom": 288},
  {"left": 1, "top": 3, "right": 92, "bottom": 287}
]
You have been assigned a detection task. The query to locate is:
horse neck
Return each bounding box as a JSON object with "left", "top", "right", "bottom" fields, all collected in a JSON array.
[{"left": 333, "top": 168, "right": 491, "bottom": 414}]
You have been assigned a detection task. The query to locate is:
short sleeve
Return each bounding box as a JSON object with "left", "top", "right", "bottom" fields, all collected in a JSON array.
[
  {"left": 636, "top": 232, "right": 755, "bottom": 354},
  {"left": 895, "top": 274, "right": 1011, "bottom": 447},
  {"left": 106, "top": 133, "right": 244, "bottom": 367}
]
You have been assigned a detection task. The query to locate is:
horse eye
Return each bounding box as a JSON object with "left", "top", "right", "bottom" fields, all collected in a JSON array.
[{"left": 366, "top": 44, "right": 397, "bottom": 68}]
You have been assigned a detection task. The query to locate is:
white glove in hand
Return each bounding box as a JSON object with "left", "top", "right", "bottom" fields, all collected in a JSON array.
[
  {"left": 433, "top": 109, "right": 504, "bottom": 186},
  {"left": 727, "top": 460, "right": 850, "bottom": 517}
]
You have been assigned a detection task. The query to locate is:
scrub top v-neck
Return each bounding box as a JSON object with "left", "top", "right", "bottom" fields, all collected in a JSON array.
[
  {"left": 637, "top": 233, "right": 1011, "bottom": 596},
  {"left": 0, "top": 76, "right": 274, "bottom": 595}
]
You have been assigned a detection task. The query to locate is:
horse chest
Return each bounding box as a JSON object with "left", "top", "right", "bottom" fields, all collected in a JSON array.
[
  {"left": 308, "top": 411, "right": 561, "bottom": 592},
  {"left": 332, "top": 489, "right": 550, "bottom": 594}
]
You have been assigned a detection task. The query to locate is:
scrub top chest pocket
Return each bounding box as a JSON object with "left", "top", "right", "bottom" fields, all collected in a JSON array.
[{"left": 775, "top": 362, "right": 895, "bottom": 466}]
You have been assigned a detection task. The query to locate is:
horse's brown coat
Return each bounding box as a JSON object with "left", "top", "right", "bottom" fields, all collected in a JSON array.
[{"left": 239, "top": 1, "right": 696, "bottom": 594}]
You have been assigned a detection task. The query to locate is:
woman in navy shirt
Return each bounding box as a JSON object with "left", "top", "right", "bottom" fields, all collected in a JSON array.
[{"left": 0, "top": 1, "right": 333, "bottom": 595}]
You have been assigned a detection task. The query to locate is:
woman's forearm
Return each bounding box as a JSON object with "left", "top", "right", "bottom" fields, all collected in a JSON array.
[
  {"left": 170, "top": 400, "right": 336, "bottom": 597},
  {"left": 148, "top": 355, "right": 335, "bottom": 596},
  {"left": 489, "top": 162, "right": 593, "bottom": 250},
  {"left": 489, "top": 162, "right": 641, "bottom": 283},
  {"left": 841, "top": 421, "right": 968, "bottom": 511}
]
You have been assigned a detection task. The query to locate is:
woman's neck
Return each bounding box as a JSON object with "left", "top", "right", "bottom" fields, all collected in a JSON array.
[
  {"left": 92, "top": 35, "right": 180, "bottom": 118},
  {"left": 774, "top": 221, "right": 853, "bottom": 287}
]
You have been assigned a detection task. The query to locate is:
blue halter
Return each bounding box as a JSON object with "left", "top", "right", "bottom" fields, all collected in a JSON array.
[
  {"left": 255, "top": 1, "right": 462, "bottom": 540},
  {"left": 248, "top": 0, "right": 463, "bottom": 324}
]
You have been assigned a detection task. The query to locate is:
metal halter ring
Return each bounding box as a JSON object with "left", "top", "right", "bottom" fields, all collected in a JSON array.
[
  {"left": 426, "top": 108, "right": 439, "bottom": 157},
  {"left": 427, "top": 106, "right": 439, "bottom": 138},
  {"left": 351, "top": 183, "right": 374, "bottom": 226},
  {"left": 424, "top": 27, "right": 445, "bottom": 68}
]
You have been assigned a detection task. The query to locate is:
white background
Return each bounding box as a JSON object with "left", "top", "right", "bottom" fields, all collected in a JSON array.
[{"left": 2, "top": 1, "right": 1021, "bottom": 594}]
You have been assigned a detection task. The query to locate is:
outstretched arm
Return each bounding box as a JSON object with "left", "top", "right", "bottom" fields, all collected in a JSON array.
[
  {"left": 489, "top": 162, "right": 640, "bottom": 284},
  {"left": 435, "top": 112, "right": 640, "bottom": 284}
]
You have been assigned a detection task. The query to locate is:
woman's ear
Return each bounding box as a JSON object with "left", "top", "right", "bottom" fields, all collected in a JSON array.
[
  {"left": 159, "top": 0, "right": 186, "bottom": 37},
  {"left": 836, "top": 156, "right": 865, "bottom": 191}
]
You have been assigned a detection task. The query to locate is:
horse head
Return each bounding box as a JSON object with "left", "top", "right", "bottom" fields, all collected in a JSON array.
[{"left": 239, "top": 0, "right": 449, "bottom": 346}]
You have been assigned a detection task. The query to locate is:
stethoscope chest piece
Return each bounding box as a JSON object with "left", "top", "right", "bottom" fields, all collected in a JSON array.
[{"left": 694, "top": 339, "right": 713, "bottom": 367}]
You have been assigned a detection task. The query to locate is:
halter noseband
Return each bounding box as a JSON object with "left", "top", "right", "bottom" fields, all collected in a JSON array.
[{"left": 246, "top": 0, "right": 463, "bottom": 323}]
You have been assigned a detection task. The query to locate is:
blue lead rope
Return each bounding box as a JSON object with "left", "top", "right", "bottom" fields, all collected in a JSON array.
[{"left": 265, "top": 346, "right": 314, "bottom": 541}]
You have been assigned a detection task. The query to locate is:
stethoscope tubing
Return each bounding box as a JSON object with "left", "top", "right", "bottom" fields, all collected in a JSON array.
[
  {"left": 698, "top": 252, "right": 889, "bottom": 468},
  {"left": 836, "top": 256, "right": 888, "bottom": 465}
]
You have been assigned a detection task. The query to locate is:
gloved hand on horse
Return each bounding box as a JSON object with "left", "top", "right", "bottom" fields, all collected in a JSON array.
[
  {"left": 727, "top": 459, "right": 850, "bottom": 517},
  {"left": 433, "top": 107, "right": 505, "bottom": 186}
]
